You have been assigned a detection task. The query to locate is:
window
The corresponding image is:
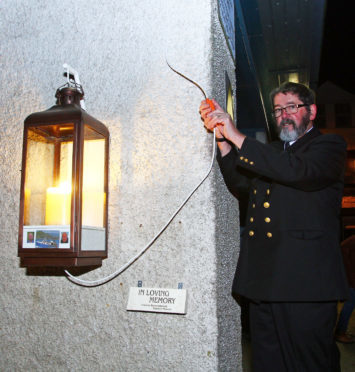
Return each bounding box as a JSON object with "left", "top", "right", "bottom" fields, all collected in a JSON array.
[
  {"left": 335, "top": 103, "right": 351, "bottom": 128},
  {"left": 315, "top": 103, "right": 326, "bottom": 128}
]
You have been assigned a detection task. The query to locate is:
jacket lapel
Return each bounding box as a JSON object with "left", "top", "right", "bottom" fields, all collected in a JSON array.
[{"left": 287, "top": 127, "right": 322, "bottom": 153}]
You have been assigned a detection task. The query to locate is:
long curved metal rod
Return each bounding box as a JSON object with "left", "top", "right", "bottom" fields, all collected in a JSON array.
[{"left": 166, "top": 60, "right": 207, "bottom": 99}]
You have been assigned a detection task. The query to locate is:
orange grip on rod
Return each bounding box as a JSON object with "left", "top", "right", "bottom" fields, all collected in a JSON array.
[{"left": 206, "top": 98, "right": 215, "bottom": 111}]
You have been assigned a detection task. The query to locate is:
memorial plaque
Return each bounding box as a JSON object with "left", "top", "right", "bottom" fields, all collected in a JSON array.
[{"left": 127, "top": 287, "right": 187, "bottom": 314}]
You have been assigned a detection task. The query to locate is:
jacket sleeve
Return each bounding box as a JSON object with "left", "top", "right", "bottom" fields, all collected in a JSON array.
[
  {"left": 236, "top": 134, "right": 346, "bottom": 191},
  {"left": 216, "top": 146, "right": 253, "bottom": 198}
]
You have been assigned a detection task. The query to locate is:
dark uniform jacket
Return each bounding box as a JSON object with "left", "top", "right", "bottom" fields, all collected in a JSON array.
[
  {"left": 217, "top": 127, "right": 349, "bottom": 302},
  {"left": 341, "top": 235, "right": 355, "bottom": 288}
]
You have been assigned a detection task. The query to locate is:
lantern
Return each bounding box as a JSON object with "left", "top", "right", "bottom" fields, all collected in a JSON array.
[{"left": 18, "top": 83, "right": 109, "bottom": 267}]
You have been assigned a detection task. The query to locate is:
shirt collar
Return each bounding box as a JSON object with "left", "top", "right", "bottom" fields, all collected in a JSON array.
[{"left": 285, "top": 126, "right": 314, "bottom": 149}]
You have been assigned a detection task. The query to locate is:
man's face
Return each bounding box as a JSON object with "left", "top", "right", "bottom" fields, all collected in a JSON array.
[{"left": 273, "top": 92, "right": 313, "bottom": 142}]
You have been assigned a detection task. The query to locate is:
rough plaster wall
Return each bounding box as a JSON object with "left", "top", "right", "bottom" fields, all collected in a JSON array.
[{"left": 0, "top": 0, "right": 240, "bottom": 371}]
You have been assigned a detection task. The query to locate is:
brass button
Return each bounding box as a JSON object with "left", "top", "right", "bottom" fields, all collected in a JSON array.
[
  {"left": 265, "top": 217, "right": 271, "bottom": 223},
  {"left": 253, "top": 189, "right": 257, "bottom": 194},
  {"left": 252, "top": 203, "right": 256, "bottom": 208},
  {"left": 249, "top": 230, "right": 255, "bottom": 237},
  {"left": 244, "top": 158, "right": 249, "bottom": 163},
  {"left": 266, "top": 232, "right": 272, "bottom": 238},
  {"left": 263, "top": 202, "right": 270, "bottom": 208},
  {"left": 250, "top": 161, "right": 254, "bottom": 165},
  {"left": 266, "top": 189, "right": 270, "bottom": 195},
  {"left": 240, "top": 156, "right": 244, "bottom": 160},
  {"left": 250, "top": 217, "right": 254, "bottom": 222}
]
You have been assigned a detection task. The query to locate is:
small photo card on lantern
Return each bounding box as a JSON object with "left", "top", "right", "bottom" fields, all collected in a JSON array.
[
  {"left": 60, "top": 231, "right": 69, "bottom": 244},
  {"left": 27, "top": 231, "right": 35, "bottom": 243},
  {"left": 35, "top": 230, "right": 60, "bottom": 248},
  {"left": 22, "top": 230, "right": 37, "bottom": 249},
  {"left": 22, "top": 226, "right": 70, "bottom": 249}
]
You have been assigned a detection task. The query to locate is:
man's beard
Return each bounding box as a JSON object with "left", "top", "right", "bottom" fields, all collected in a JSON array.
[{"left": 277, "top": 112, "right": 311, "bottom": 142}]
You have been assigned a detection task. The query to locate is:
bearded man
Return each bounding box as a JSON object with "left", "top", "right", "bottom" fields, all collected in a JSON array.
[{"left": 200, "top": 82, "right": 348, "bottom": 372}]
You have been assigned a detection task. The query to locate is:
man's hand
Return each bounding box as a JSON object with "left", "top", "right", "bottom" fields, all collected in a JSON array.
[{"left": 199, "top": 99, "right": 246, "bottom": 151}]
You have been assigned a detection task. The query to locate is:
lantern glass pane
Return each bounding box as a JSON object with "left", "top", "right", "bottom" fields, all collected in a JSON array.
[
  {"left": 80, "top": 125, "right": 106, "bottom": 252},
  {"left": 22, "top": 124, "right": 74, "bottom": 249},
  {"left": 82, "top": 125, "right": 106, "bottom": 228}
]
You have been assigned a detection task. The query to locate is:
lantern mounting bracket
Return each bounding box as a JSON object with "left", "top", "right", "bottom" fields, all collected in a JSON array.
[{"left": 62, "top": 63, "right": 86, "bottom": 110}]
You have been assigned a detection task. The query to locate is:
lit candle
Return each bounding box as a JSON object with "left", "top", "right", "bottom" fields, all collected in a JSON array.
[{"left": 45, "top": 182, "right": 71, "bottom": 225}]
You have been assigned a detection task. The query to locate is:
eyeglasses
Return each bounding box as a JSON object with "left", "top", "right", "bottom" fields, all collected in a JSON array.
[{"left": 272, "top": 104, "right": 309, "bottom": 118}]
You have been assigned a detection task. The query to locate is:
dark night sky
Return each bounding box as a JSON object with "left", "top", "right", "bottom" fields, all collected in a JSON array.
[{"left": 318, "top": 0, "right": 355, "bottom": 94}]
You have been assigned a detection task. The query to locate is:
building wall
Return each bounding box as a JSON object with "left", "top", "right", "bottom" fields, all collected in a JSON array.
[
  {"left": 0, "top": 1, "right": 240, "bottom": 371},
  {"left": 316, "top": 81, "right": 355, "bottom": 131}
]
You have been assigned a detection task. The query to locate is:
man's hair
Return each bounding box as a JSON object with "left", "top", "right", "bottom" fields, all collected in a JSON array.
[{"left": 270, "top": 82, "right": 316, "bottom": 108}]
